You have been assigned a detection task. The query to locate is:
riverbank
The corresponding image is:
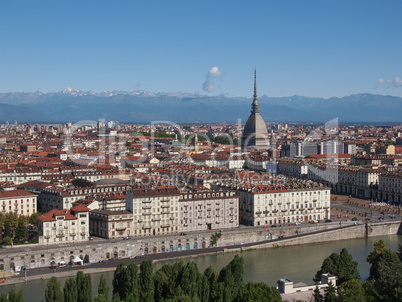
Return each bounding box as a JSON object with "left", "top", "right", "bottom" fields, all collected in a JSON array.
[{"left": 2, "top": 220, "right": 400, "bottom": 286}]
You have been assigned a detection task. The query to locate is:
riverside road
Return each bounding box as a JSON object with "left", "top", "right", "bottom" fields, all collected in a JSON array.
[{"left": 8, "top": 223, "right": 361, "bottom": 282}]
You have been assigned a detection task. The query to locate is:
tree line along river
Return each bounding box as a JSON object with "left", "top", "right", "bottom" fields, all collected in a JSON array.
[{"left": 1, "top": 234, "right": 401, "bottom": 302}]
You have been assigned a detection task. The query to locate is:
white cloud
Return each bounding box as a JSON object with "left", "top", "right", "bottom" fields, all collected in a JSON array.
[
  {"left": 378, "top": 77, "right": 402, "bottom": 87},
  {"left": 203, "top": 67, "right": 222, "bottom": 92}
]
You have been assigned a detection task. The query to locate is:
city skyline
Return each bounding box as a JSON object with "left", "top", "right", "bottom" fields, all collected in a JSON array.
[{"left": 1, "top": 1, "right": 402, "bottom": 98}]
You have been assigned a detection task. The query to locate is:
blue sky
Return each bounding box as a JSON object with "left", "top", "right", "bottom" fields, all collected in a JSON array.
[{"left": 0, "top": 0, "right": 401, "bottom": 98}]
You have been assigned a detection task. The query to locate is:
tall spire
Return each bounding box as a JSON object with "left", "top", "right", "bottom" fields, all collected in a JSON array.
[{"left": 252, "top": 69, "right": 260, "bottom": 113}]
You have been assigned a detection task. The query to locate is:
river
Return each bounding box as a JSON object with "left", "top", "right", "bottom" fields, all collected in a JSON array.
[{"left": 1, "top": 234, "right": 401, "bottom": 301}]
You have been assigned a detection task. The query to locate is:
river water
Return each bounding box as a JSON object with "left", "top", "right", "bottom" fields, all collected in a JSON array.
[{"left": 1, "top": 235, "right": 401, "bottom": 301}]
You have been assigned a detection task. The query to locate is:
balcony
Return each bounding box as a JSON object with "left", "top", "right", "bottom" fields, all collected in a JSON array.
[
  {"left": 169, "top": 217, "right": 174, "bottom": 220},
  {"left": 256, "top": 211, "right": 262, "bottom": 214},
  {"left": 161, "top": 225, "right": 170, "bottom": 228},
  {"left": 142, "top": 206, "right": 152, "bottom": 210},
  {"left": 198, "top": 216, "right": 203, "bottom": 219},
  {"left": 44, "top": 235, "right": 50, "bottom": 239},
  {"left": 64, "top": 226, "right": 68, "bottom": 229},
  {"left": 80, "top": 232, "right": 86, "bottom": 236},
  {"left": 161, "top": 205, "right": 170, "bottom": 208},
  {"left": 116, "top": 227, "right": 126, "bottom": 231},
  {"left": 142, "top": 212, "right": 152, "bottom": 216},
  {"left": 70, "top": 233, "right": 76, "bottom": 236},
  {"left": 152, "top": 218, "right": 161, "bottom": 222},
  {"left": 56, "top": 234, "right": 64, "bottom": 238},
  {"left": 52, "top": 227, "right": 56, "bottom": 230},
  {"left": 161, "top": 211, "right": 170, "bottom": 214},
  {"left": 160, "top": 199, "right": 169, "bottom": 203},
  {"left": 142, "top": 200, "right": 151, "bottom": 203},
  {"left": 137, "top": 219, "right": 143, "bottom": 223}
]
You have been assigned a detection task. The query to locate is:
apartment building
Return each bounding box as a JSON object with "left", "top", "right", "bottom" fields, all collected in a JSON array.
[
  {"left": 0, "top": 189, "right": 37, "bottom": 216},
  {"left": 378, "top": 172, "right": 402, "bottom": 204},
  {"left": 89, "top": 210, "right": 133, "bottom": 239},
  {"left": 126, "top": 186, "right": 181, "bottom": 237},
  {"left": 37, "top": 205, "right": 90, "bottom": 245},
  {"left": 179, "top": 190, "right": 239, "bottom": 232},
  {"left": 213, "top": 181, "right": 330, "bottom": 226},
  {"left": 21, "top": 181, "right": 129, "bottom": 212}
]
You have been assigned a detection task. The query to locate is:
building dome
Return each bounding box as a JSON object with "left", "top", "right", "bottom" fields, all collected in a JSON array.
[{"left": 241, "top": 70, "right": 269, "bottom": 149}]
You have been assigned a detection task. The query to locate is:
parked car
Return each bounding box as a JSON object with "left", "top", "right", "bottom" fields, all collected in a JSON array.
[
  {"left": 263, "top": 226, "right": 269, "bottom": 228},
  {"left": 271, "top": 225, "right": 277, "bottom": 227},
  {"left": 351, "top": 217, "right": 358, "bottom": 221},
  {"left": 288, "top": 223, "right": 295, "bottom": 226},
  {"left": 378, "top": 216, "right": 384, "bottom": 220},
  {"left": 295, "top": 222, "right": 301, "bottom": 226},
  {"left": 325, "top": 219, "right": 332, "bottom": 223},
  {"left": 123, "top": 236, "right": 131, "bottom": 240},
  {"left": 390, "top": 215, "right": 396, "bottom": 219}
]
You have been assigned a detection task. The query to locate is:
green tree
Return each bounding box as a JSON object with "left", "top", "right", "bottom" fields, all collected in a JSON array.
[
  {"left": 28, "top": 212, "right": 41, "bottom": 226},
  {"left": 210, "top": 232, "right": 222, "bottom": 247},
  {"left": 7, "top": 289, "right": 24, "bottom": 302},
  {"left": 77, "top": 271, "right": 93, "bottom": 302},
  {"left": 97, "top": 275, "right": 109, "bottom": 301},
  {"left": 0, "top": 293, "right": 7, "bottom": 302},
  {"left": 366, "top": 239, "right": 386, "bottom": 264},
  {"left": 219, "top": 254, "right": 244, "bottom": 301},
  {"left": 397, "top": 244, "right": 402, "bottom": 262},
  {"left": 112, "top": 263, "right": 127, "bottom": 300},
  {"left": 337, "top": 279, "right": 366, "bottom": 302},
  {"left": 139, "top": 260, "right": 154, "bottom": 302},
  {"left": 313, "top": 286, "right": 324, "bottom": 302},
  {"left": 236, "top": 282, "right": 282, "bottom": 302},
  {"left": 63, "top": 277, "right": 78, "bottom": 302},
  {"left": 14, "top": 221, "right": 27, "bottom": 243},
  {"left": 314, "top": 249, "right": 360, "bottom": 285},
  {"left": 204, "top": 266, "right": 222, "bottom": 302},
  {"left": 4, "top": 220, "right": 10, "bottom": 238},
  {"left": 45, "top": 276, "right": 63, "bottom": 302},
  {"left": 323, "top": 281, "right": 337, "bottom": 302},
  {"left": 126, "top": 261, "right": 139, "bottom": 302},
  {"left": 368, "top": 249, "right": 402, "bottom": 301},
  {"left": 339, "top": 248, "right": 360, "bottom": 284}
]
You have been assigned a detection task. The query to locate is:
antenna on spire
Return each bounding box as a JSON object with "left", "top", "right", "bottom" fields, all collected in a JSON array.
[
  {"left": 254, "top": 69, "right": 257, "bottom": 98},
  {"left": 252, "top": 69, "right": 259, "bottom": 113}
]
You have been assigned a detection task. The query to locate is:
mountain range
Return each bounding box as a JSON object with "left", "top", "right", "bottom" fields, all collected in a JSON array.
[{"left": 0, "top": 89, "right": 401, "bottom": 123}]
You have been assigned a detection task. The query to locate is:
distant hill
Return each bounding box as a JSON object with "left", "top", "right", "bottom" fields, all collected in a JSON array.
[{"left": 0, "top": 90, "right": 401, "bottom": 123}]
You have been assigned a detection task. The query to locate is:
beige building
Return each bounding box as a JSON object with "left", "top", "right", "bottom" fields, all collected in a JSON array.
[
  {"left": 0, "top": 189, "right": 37, "bottom": 216},
  {"left": 37, "top": 205, "right": 90, "bottom": 245},
  {"left": 126, "top": 186, "right": 181, "bottom": 237},
  {"left": 179, "top": 190, "right": 239, "bottom": 232},
  {"left": 213, "top": 181, "right": 330, "bottom": 226},
  {"left": 89, "top": 210, "right": 133, "bottom": 239}
]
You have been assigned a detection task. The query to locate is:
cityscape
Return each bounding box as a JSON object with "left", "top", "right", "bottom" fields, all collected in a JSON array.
[{"left": 0, "top": 1, "right": 401, "bottom": 302}]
